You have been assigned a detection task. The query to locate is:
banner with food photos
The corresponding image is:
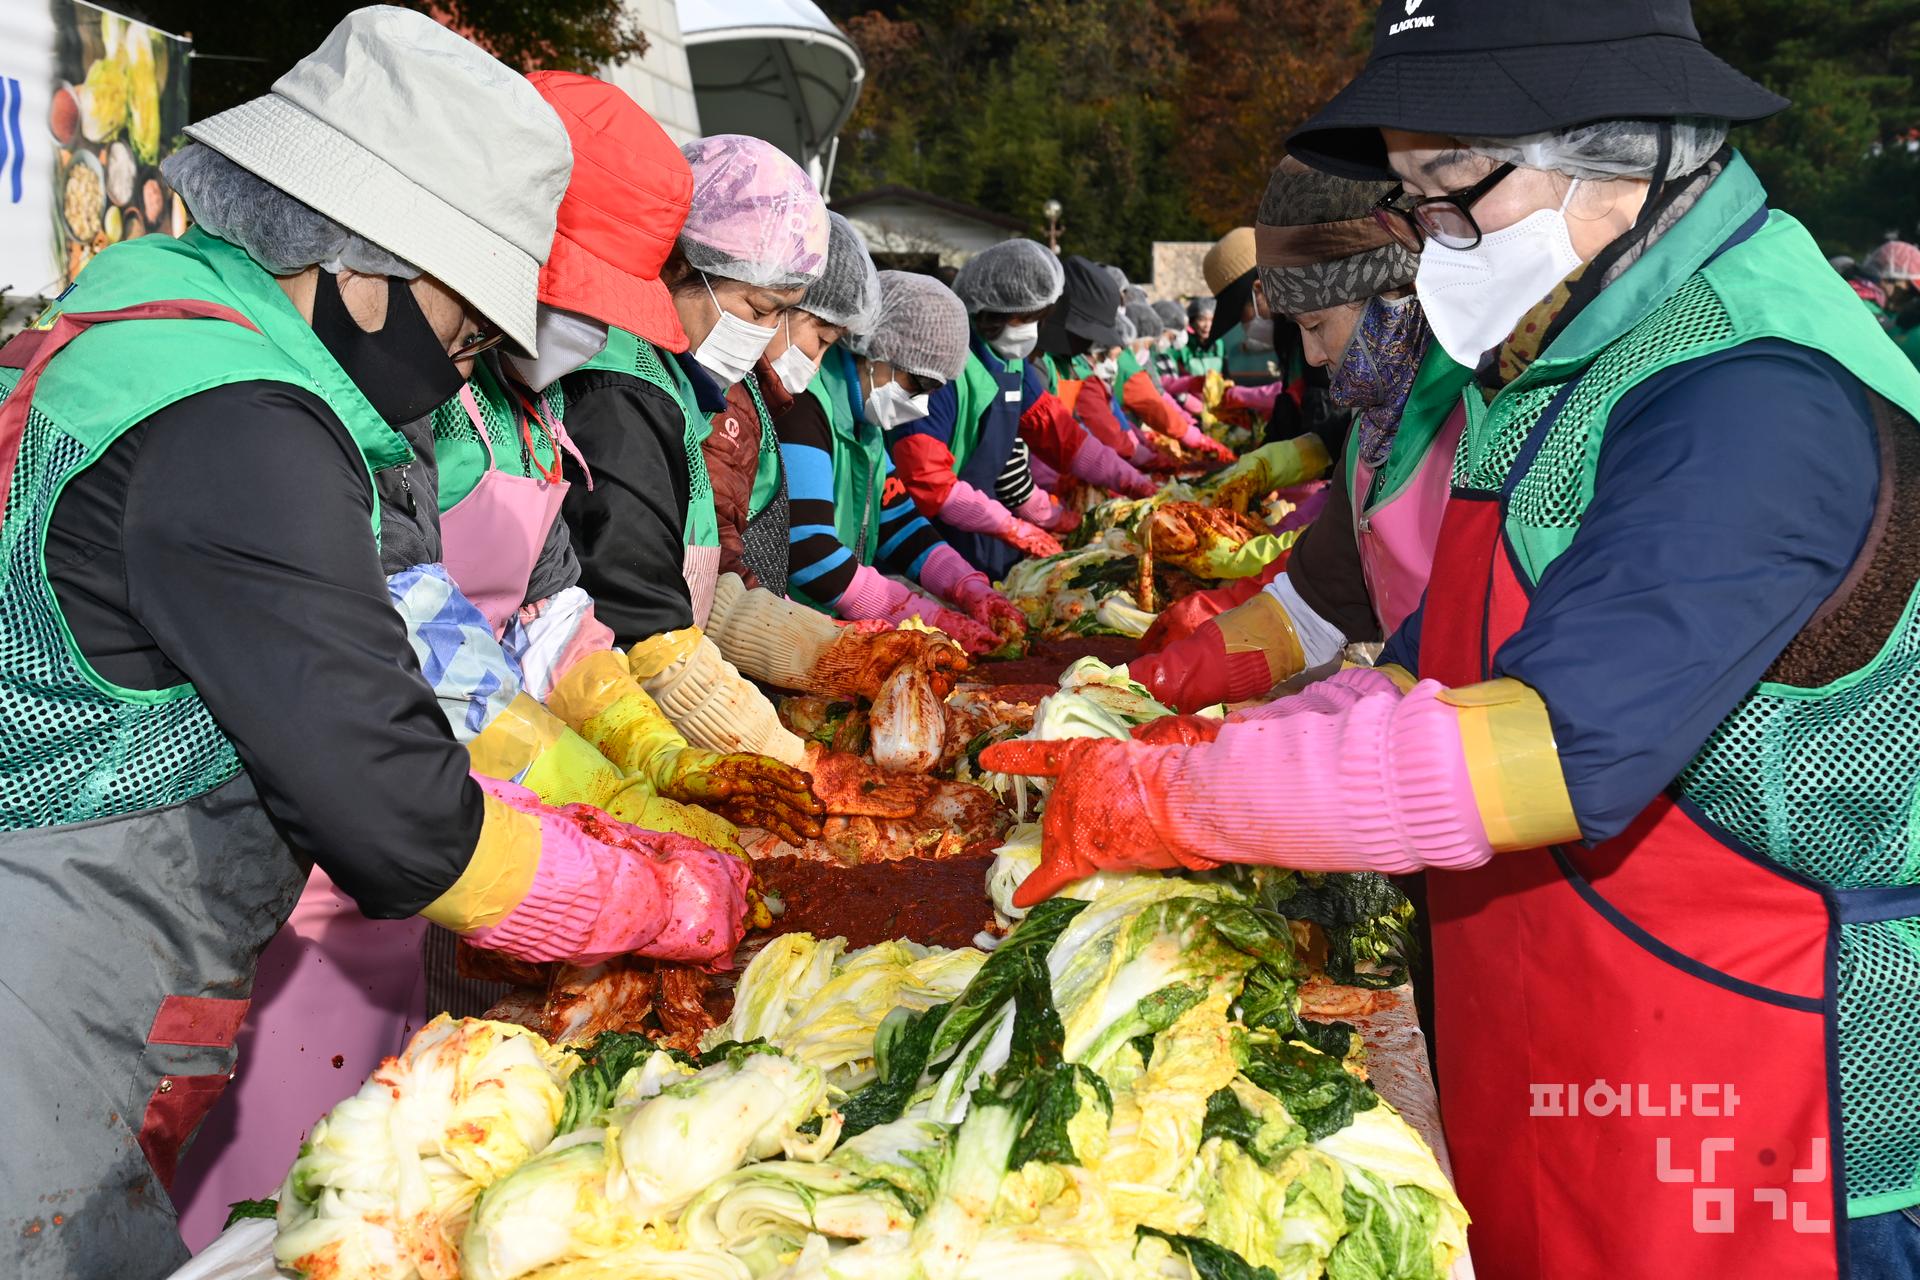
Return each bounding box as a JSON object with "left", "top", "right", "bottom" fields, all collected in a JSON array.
[{"left": 0, "top": 0, "right": 192, "bottom": 301}]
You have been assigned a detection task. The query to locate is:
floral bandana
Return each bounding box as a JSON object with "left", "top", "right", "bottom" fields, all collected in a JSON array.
[{"left": 1330, "top": 294, "right": 1431, "bottom": 470}]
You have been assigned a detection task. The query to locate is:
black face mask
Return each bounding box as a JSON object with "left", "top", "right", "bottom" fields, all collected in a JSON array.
[{"left": 309, "top": 270, "right": 468, "bottom": 425}]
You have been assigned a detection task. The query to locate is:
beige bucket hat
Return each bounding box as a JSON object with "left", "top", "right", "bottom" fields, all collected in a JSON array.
[{"left": 186, "top": 6, "right": 571, "bottom": 355}]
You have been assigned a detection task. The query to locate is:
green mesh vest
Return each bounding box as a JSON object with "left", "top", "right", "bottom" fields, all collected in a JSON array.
[
  {"left": 430, "top": 356, "right": 568, "bottom": 511},
  {"left": 1458, "top": 155, "right": 1920, "bottom": 1216},
  {"left": 804, "top": 345, "right": 888, "bottom": 576},
  {"left": 582, "top": 327, "right": 719, "bottom": 549},
  {"left": 742, "top": 368, "right": 780, "bottom": 520},
  {"left": 0, "top": 230, "right": 407, "bottom": 830}
]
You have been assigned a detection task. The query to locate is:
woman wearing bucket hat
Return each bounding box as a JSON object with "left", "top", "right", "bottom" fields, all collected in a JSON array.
[
  {"left": 0, "top": 11, "right": 759, "bottom": 1276},
  {"left": 171, "top": 75, "right": 814, "bottom": 1245},
  {"left": 991, "top": 2, "right": 1920, "bottom": 1276},
  {"left": 562, "top": 133, "right": 827, "bottom": 769},
  {"left": 1129, "top": 156, "right": 1463, "bottom": 711}
]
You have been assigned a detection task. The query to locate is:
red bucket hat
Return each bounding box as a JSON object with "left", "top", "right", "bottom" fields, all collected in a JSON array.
[{"left": 527, "top": 71, "right": 693, "bottom": 351}]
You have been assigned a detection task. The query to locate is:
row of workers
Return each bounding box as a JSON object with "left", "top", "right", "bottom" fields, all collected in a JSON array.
[
  {"left": 986, "top": 1, "right": 1920, "bottom": 1277},
  {"left": 0, "top": 6, "right": 1224, "bottom": 1272}
]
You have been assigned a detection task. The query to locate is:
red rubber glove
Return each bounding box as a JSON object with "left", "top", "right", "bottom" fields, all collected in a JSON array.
[
  {"left": 1128, "top": 618, "right": 1278, "bottom": 714},
  {"left": 1005, "top": 518, "right": 1063, "bottom": 559},
  {"left": 948, "top": 572, "right": 1029, "bottom": 642},
  {"left": 1130, "top": 715, "right": 1224, "bottom": 746},
  {"left": 923, "top": 604, "right": 1001, "bottom": 655},
  {"left": 978, "top": 737, "right": 1218, "bottom": 906},
  {"left": 1139, "top": 556, "right": 1290, "bottom": 652},
  {"left": 1197, "top": 436, "right": 1237, "bottom": 464}
]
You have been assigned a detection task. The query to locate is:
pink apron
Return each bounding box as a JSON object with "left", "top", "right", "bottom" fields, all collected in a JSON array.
[
  {"left": 1349, "top": 401, "right": 1466, "bottom": 636},
  {"left": 169, "top": 869, "right": 427, "bottom": 1249},
  {"left": 440, "top": 384, "right": 575, "bottom": 635}
]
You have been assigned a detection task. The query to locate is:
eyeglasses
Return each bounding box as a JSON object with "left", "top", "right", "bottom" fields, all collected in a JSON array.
[
  {"left": 1373, "top": 162, "right": 1518, "bottom": 252},
  {"left": 451, "top": 323, "right": 506, "bottom": 362}
]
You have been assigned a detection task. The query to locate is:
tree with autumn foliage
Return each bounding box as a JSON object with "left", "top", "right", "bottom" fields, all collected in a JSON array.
[{"left": 130, "top": 0, "right": 648, "bottom": 119}]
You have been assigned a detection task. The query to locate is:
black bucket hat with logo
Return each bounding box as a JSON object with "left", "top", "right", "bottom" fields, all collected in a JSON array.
[
  {"left": 1288, "top": 0, "right": 1788, "bottom": 181},
  {"left": 1037, "top": 254, "right": 1123, "bottom": 356}
]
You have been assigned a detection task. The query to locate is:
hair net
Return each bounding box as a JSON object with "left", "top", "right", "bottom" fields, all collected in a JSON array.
[
  {"left": 1865, "top": 240, "right": 1920, "bottom": 284},
  {"left": 1464, "top": 117, "right": 1729, "bottom": 182},
  {"left": 1121, "top": 284, "right": 1150, "bottom": 306},
  {"left": 1102, "top": 264, "right": 1130, "bottom": 294},
  {"left": 1255, "top": 156, "right": 1415, "bottom": 316},
  {"left": 1124, "top": 300, "right": 1162, "bottom": 340},
  {"left": 162, "top": 144, "right": 418, "bottom": 277},
  {"left": 678, "top": 134, "right": 829, "bottom": 289},
  {"left": 1115, "top": 307, "right": 1138, "bottom": 344},
  {"left": 799, "top": 212, "right": 881, "bottom": 331},
  {"left": 1188, "top": 296, "right": 1217, "bottom": 319},
  {"left": 951, "top": 239, "right": 1064, "bottom": 315},
  {"left": 1152, "top": 299, "right": 1186, "bottom": 330},
  {"left": 845, "top": 270, "right": 970, "bottom": 384}
]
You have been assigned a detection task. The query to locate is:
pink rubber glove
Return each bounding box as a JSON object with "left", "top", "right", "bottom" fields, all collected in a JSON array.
[
  {"left": 1179, "top": 393, "right": 1205, "bottom": 416},
  {"left": 921, "top": 544, "right": 1026, "bottom": 636},
  {"left": 1004, "top": 518, "right": 1063, "bottom": 559},
  {"left": 934, "top": 478, "right": 1020, "bottom": 536},
  {"left": 1071, "top": 433, "right": 1157, "bottom": 498},
  {"left": 1029, "top": 453, "right": 1064, "bottom": 494},
  {"left": 462, "top": 776, "right": 750, "bottom": 965},
  {"left": 1162, "top": 374, "right": 1206, "bottom": 397},
  {"left": 981, "top": 676, "right": 1491, "bottom": 904},
  {"left": 1230, "top": 666, "right": 1402, "bottom": 722},
  {"left": 1014, "top": 486, "right": 1070, "bottom": 531},
  {"left": 1224, "top": 383, "right": 1288, "bottom": 413},
  {"left": 837, "top": 564, "right": 1000, "bottom": 654}
]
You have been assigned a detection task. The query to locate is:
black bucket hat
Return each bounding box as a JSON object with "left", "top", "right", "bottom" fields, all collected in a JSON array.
[
  {"left": 1038, "top": 254, "right": 1123, "bottom": 356},
  {"left": 1288, "top": 0, "right": 1788, "bottom": 181}
]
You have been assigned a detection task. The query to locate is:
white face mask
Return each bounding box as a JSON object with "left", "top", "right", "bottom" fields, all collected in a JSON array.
[
  {"left": 1154, "top": 334, "right": 1172, "bottom": 353},
  {"left": 692, "top": 273, "right": 779, "bottom": 386},
  {"left": 503, "top": 306, "right": 609, "bottom": 392},
  {"left": 863, "top": 365, "right": 930, "bottom": 429},
  {"left": 771, "top": 314, "right": 820, "bottom": 395},
  {"left": 988, "top": 320, "right": 1039, "bottom": 361},
  {"left": 1092, "top": 356, "right": 1119, "bottom": 382},
  {"left": 1416, "top": 179, "right": 1584, "bottom": 366},
  {"left": 1243, "top": 315, "right": 1276, "bottom": 350},
  {"left": 1174, "top": 331, "right": 1188, "bottom": 350}
]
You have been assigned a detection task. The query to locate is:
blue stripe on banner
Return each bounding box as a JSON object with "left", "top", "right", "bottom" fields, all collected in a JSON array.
[{"left": 1, "top": 78, "right": 19, "bottom": 203}]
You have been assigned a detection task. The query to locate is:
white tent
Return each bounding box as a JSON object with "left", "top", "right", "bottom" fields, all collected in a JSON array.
[{"left": 675, "top": 0, "right": 863, "bottom": 194}]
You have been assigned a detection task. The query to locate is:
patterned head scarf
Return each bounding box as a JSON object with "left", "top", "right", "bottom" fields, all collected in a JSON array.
[
  {"left": 1255, "top": 157, "right": 1416, "bottom": 316},
  {"left": 678, "top": 134, "right": 830, "bottom": 289}
]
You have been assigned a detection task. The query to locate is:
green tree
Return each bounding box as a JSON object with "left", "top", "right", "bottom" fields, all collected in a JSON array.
[
  {"left": 829, "top": 0, "right": 1205, "bottom": 275},
  {"left": 1697, "top": 0, "right": 1920, "bottom": 251},
  {"left": 131, "top": 0, "right": 647, "bottom": 119}
]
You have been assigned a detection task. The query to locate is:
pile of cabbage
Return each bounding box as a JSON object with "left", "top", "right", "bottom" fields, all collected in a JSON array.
[{"left": 271, "top": 864, "right": 1465, "bottom": 1280}]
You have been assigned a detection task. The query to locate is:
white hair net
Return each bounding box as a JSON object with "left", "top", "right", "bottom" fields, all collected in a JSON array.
[
  {"left": 679, "top": 134, "right": 830, "bottom": 289},
  {"left": 1464, "top": 117, "right": 1730, "bottom": 182},
  {"left": 1124, "top": 300, "right": 1162, "bottom": 341},
  {"left": 1102, "top": 264, "right": 1130, "bottom": 294},
  {"left": 1121, "top": 284, "right": 1150, "bottom": 306},
  {"left": 845, "top": 270, "right": 970, "bottom": 384},
  {"left": 1188, "top": 296, "right": 1217, "bottom": 319},
  {"left": 951, "top": 239, "right": 1064, "bottom": 315},
  {"left": 162, "top": 144, "right": 418, "bottom": 277},
  {"left": 801, "top": 212, "right": 881, "bottom": 331},
  {"left": 1115, "top": 307, "right": 1138, "bottom": 344}
]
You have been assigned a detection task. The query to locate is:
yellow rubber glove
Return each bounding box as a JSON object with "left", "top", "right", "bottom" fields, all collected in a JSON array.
[
  {"left": 418, "top": 789, "right": 542, "bottom": 933},
  {"left": 1160, "top": 530, "right": 1300, "bottom": 580},
  {"left": 551, "top": 649, "right": 822, "bottom": 847},
  {"left": 465, "top": 689, "right": 748, "bottom": 856},
  {"left": 1198, "top": 435, "right": 1332, "bottom": 513}
]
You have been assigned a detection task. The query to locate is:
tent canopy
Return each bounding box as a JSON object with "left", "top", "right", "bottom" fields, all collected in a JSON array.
[{"left": 675, "top": 0, "right": 864, "bottom": 193}]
